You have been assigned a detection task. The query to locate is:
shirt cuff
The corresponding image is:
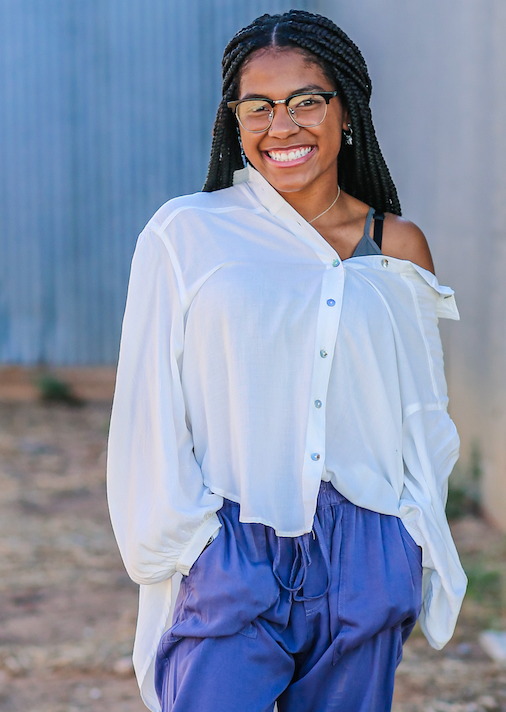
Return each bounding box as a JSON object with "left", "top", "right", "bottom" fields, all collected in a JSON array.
[{"left": 175, "top": 513, "right": 222, "bottom": 576}]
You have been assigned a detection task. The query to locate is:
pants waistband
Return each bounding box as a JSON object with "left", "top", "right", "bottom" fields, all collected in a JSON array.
[
  {"left": 316, "top": 480, "right": 350, "bottom": 508},
  {"left": 221, "top": 480, "right": 351, "bottom": 513}
]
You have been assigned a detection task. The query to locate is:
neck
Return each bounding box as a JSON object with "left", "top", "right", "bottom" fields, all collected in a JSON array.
[{"left": 276, "top": 171, "right": 341, "bottom": 226}]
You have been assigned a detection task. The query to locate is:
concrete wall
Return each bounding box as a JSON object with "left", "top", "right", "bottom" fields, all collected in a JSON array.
[{"left": 322, "top": 0, "right": 506, "bottom": 530}]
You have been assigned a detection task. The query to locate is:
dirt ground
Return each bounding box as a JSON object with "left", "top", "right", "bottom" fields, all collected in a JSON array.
[{"left": 0, "top": 401, "right": 505, "bottom": 712}]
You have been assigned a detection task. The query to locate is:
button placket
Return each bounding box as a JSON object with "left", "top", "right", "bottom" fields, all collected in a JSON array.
[{"left": 301, "top": 262, "right": 344, "bottom": 511}]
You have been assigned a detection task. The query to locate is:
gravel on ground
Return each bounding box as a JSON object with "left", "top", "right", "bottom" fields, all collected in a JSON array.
[{"left": 0, "top": 402, "right": 504, "bottom": 712}]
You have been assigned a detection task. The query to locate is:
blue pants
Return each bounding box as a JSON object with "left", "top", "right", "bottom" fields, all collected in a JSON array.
[{"left": 155, "top": 482, "right": 422, "bottom": 712}]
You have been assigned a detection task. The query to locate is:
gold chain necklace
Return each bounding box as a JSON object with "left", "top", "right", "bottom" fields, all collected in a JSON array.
[{"left": 309, "top": 186, "right": 341, "bottom": 224}]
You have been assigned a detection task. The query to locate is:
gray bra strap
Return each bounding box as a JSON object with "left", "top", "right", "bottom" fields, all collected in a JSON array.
[{"left": 363, "top": 206, "right": 375, "bottom": 238}]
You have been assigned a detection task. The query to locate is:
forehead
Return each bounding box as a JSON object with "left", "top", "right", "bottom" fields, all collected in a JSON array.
[{"left": 238, "top": 48, "right": 334, "bottom": 99}]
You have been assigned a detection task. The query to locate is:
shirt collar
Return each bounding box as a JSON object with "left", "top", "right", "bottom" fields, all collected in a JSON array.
[{"left": 233, "top": 164, "right": 340, "bottom": 264}]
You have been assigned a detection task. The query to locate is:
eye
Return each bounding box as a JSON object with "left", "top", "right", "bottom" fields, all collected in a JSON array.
[
  {"left": 289, "top": 94, "right": 325, "bottom": 111},
  {"left": 299, "top": 98, "right": 318, "bottom": 107},
  {"left": 291, "top": 94, "right": 325, "bottom": 110},
  {"left": 251, "top": 104, "right": 270, "bottom": 113},
  {"left": 240, "top": 100, "right": 271, "bottom": 116}
]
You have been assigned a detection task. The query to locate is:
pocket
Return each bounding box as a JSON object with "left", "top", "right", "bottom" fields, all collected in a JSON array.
[
  {"left": 187, "top": 528, "right": 220, "bottom": 575},
  {"left": 333, "top": 506, "right": 422, "bottom": 663},
  {"left": 397, "top": 519, "right": 423, "bottom": 615},
  {"left": 398, "top": 519, "right": 423, "bottom": 561},
  {"left": 170, "top": 504, "right": 279, "bottom": 640}
]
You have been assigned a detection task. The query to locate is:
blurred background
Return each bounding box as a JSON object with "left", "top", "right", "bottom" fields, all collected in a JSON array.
[{"left": 1, "top": 2, "right": 506, "bottom": 711}]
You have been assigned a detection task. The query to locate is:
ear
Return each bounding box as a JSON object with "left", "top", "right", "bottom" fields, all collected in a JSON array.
[{"left": 342, "top": 109, "right": 351, "bottom": 132}]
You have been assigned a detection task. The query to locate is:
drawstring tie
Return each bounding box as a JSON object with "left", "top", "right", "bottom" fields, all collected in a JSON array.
[{"left": 272, "top": 516, "right": 331, "bottom": 602}]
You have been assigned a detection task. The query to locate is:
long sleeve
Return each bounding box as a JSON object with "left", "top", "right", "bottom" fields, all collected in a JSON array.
[
  {"left": 398, "top": 266, "right": 467, "bottom": 649},
  {"left": 106, "top": 227, "right": 223, "bottom": 585}
]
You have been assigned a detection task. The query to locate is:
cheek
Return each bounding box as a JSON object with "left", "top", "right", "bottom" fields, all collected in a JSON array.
[
  {"left": 320, "top": 121, "right": 343, "bottom": 159},
  {"left": 315, "top": 136, "right": 340, "bottom": 168},
  {"left": 239, "top": 132, "right": 263, "bottom": 166},
  {"left": 239, "top": 130, "right": 258, "bottom": 153},
  {"left": 325, "top": 104, "right": 345, "bottom": 133}
]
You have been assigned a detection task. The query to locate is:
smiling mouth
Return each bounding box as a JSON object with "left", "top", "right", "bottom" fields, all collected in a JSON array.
[{"left": 265, "top": 146, "right": 315, "bottom": 162}]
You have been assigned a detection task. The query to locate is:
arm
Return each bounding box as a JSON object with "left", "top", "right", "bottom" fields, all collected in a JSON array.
[
  {"left": 106, "top": 227, "right": 222, "bottom": 585},
  {"left": 397, "top": 266, "right": 466, "bottom": 649}
]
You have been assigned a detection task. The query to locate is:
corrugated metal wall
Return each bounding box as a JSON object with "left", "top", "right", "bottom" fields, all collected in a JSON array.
[{"left": 0, "top": 0, "right": 319, "bottom": 364}]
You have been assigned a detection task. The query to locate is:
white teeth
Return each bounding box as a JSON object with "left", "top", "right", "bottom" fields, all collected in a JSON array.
[{"left": 267, "top": 146, "right": 313, "bottom": 162}]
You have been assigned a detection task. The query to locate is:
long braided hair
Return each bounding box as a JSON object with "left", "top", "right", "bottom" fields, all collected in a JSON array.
[{"left": 203, "top": 10, "right": 401, "bottom": 215}]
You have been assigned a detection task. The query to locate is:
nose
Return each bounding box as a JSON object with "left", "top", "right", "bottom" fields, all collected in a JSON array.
[{"left": 268, "top": 103, "right": 299, "bottom": 138}]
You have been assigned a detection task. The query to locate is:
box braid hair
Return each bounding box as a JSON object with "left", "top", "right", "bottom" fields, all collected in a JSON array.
[{"left": 203, "top": 10, "right": 401, "bottom": 216}]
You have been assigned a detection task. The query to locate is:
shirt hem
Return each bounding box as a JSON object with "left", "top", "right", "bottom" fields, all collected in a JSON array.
[
  {"left": 175, "top": 513, "right": 222, "bottom": 576},
  {"left": 203, "top": 482, "right": 319, "bottom": 537}
]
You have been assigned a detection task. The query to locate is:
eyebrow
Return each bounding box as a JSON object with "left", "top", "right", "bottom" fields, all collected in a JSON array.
[{"left": 239, "top": 84, "right": 329, "bottom": 100}]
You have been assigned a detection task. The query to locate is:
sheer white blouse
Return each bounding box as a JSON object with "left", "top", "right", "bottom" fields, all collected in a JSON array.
[{"left": 107, "top": 165, "right": 467, "bottom": 712}]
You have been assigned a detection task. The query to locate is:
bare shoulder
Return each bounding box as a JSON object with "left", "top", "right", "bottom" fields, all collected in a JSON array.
[{"left": 382, "top": 214, "right": 435, "bottom": 274}]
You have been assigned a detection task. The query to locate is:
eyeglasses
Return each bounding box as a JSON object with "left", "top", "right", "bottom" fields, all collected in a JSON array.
[{"left": 227, "top": 91, "right": 339, "bottom": 133}]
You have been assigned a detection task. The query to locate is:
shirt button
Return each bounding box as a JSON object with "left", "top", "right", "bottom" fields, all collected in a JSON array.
[
  {"left": 320, "top": 349, "right": 328, "bottom": 358},
  {"left": 381, "top": 258, "right": 389, "bottom": 268},
  {"left": 311, "top": 453, "right": 321, "bottom": 461},
  {"left": 314, "top": 400, "right": 322, "bottom": 408},
  {"left": 326, "top": 299, "right": 336, "bottom": 307},
  {"left": 332, "top": 258, "right": 339, "bottom": 267}
]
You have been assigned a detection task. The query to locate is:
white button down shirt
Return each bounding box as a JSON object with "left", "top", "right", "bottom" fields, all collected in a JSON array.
[{"left": 107, "top": 165, "right": 467, "bottom": 712}]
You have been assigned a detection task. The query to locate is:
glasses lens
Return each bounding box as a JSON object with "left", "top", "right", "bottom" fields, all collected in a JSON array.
[
  {"left": 287, "top": 94, "right": 327, "bottom": 127},
  {"left": 236, "top": 100, "right": 273, "bottom": 131}
]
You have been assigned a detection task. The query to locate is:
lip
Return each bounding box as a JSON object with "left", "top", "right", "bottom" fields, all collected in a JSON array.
[{"left": 262, "top": 145, "right": 317, "bottom": 168}]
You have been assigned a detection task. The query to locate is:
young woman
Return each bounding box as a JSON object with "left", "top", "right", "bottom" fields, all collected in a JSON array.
[{"left": 107, "top": 10, "right": 467, "bottom": 712}]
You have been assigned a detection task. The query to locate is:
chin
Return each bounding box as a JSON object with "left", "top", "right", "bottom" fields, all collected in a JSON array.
[{"left": 262, "top": 167, "right": 315, "bottom": 194}]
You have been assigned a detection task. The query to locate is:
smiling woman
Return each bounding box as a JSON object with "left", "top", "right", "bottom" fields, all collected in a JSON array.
[
  {"left": 107, "top": 10, "right": 467, "bottom": 712},
  {"left": 236, "top": 51, "right": 346, "bottom": 201}
]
